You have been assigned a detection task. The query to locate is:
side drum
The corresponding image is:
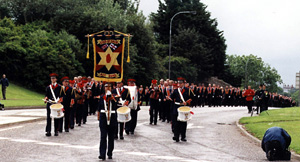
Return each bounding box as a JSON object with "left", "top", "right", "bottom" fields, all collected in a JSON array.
[
  {"left": 177, "top": 106, "right": 192, "bottom": 122},
  {"left": 50, "top": 104, "right": 64, "bottom": 118},
  {"left": 117, "top": 106, "right": 131, "bottom": 123}
]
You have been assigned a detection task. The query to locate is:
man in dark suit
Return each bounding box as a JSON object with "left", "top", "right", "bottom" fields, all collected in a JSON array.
[
  {"left": 262, "top": 127, "right": 291, "bottom": 161},
  {"left": 125, "top": 79, "right": 140, "bottom": 135},
  {"left": 113, "top": 81, "right": 130, "bottom": 140},
  {"left": 169, "top": 77, "right": 192, "bottom": 142},
  {"left": 0, "top": 74, "right": 9, "bottom": 100},
  {"left": 98, "top": 82, "right": 118, "bottom": 160},
  {"left": 44, "top": 73, "right": 62, "bottom": 136},
  {"left": 59, "top": 76, "right": 75, "bottom": 133}
]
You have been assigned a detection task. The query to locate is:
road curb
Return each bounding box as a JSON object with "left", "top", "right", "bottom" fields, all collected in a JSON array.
[
  {"left": 236, "top": 120, "right": 300, "bottom": 161},
  {"left": 0, "top": 117, "right": 46, "bottom": 128},
  {"left": 3, "top": 106, "right": 44, "bottom": 110}
]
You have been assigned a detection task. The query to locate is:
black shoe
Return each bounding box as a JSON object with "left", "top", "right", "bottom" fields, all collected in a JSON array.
[
  {"left": 181, "top": 138, "right": 187, "bottom": 142},
  {"left": 45, "top": 132, "right": 51, "bottom": 137},
  {"left": 78, "top": 123, "right": 81, "bottom": 126},
  {"left": 154, "top": 123, "right": 157, "bottom": 125},
  {"left": 108, "top": 156, "right": 112, "bottom": 159},
  {"left": 130, "top": 132, "right": 134, "bottom": 135},
  {"left": 83, "top": 121, "right": 86, "bottom": 124},
  {"left": 65, "top": 129, "right": 69, "bottom": 132},
  {"left": 59, "top": 130, "right": 62, "bottom": 133},
  {"left": 120, "top": 136, "right": 124, "bottom": 140},
  {"left": 162, "top": 120, "right": 165, "bottom": 122},
  {"left": 125, "top": 130, "right": 129, "bottom": 135},
  {"left": 54, "top": 132, "right": 58, "bottom": 136},
  {"left": 98, "top": 156, "right": 105, "bottom": 160},
  {"left": 173, "top": 137, "right": 179, "bottom": 142},
  {"left": 70, "top": 126, "right": 74, "bottom": 129},
  {"left": 149, "top": 122, "right": 152, "bottom": 125}
]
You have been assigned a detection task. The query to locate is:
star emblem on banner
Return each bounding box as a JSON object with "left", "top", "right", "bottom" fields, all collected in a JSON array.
[{"left": 98, "top": 47, "right": 120, "bottom": 71}]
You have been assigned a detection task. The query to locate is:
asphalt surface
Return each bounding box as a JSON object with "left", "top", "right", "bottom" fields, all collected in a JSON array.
[{"left": 0, "top": 106, "right": 299, "bottom": 162}]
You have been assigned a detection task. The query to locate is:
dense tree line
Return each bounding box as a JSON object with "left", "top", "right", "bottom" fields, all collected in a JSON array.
[{"left": 1, "top": 0, "right": 282, "bottom": 93}]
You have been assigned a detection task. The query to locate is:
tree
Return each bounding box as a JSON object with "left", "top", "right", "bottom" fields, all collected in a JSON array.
[
  {"left": 151, "top": 0, "right": 227, "bottom": 80},
  {"left": 226, "top": 54, "right": 282, "bottom": 92}
]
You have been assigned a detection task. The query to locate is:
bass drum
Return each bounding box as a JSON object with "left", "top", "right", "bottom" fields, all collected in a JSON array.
[{"left": 124, "top": 86, "right": 138, "bottom": 110}]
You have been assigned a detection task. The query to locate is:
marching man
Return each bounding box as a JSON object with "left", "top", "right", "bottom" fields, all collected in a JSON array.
[
  {"left": 169, "top": 77, "right": 192, "bottom": 142},
  {"left": 125, "top": 79, "right": 141, "bottom": 135},
  {"left": 113, "top": 81, "right": 130, "bottom": 140},
  {"left": 44, "top": 73, "right": 62, "bottom": 137},
  {"left": 98, "top": 82, "right": 118, "bottom": 160}
]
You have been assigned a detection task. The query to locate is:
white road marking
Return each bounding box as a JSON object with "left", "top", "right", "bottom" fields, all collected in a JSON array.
[
  {"left": 187, "top": 123, "right": 204, "bottom": 129},
  {"left": 126, "top": 152, "right": 155, "bottom": 156},
  {"left": 136, "top": 122, "right": 148, "bottom": 127},
  {"left": 0, "top": 126, "right": 23, "bottom": 132}
]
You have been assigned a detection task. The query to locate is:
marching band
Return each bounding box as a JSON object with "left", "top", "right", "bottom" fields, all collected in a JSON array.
[{"left": 43, "top": 73, "right": 296, "bottom": 160}]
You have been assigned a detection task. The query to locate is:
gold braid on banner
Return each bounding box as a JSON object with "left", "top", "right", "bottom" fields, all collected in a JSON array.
[{"left": 86, "top": 30, "right": 131, "bottom": 62}]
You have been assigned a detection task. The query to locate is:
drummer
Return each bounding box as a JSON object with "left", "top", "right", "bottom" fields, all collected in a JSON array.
[
  {"left": 125, "top": 79, "right": 141, "bottom": 135},
  {"left": 44, "top": 73, "right": 62, "bottom": 137},
  {"left": 169, "top": 77, "right": 192, "bottom": 142},
  {"left": 97, "top": 82, "right": 118, "bottom": 160},
  {"left": 112, "top": 80, "right": 130, "bottom": 140}
]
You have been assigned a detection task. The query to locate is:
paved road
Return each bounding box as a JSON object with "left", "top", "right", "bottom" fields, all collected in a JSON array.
[{"left": 0, "top": 106, "right": 298, "bottom": 162}]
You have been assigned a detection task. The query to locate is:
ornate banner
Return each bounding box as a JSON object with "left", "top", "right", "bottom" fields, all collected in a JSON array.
[{"left": 93, "top": 35, "right": 125, "bottom": 82}]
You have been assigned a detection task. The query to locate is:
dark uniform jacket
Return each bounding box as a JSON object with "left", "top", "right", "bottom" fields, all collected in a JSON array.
[
  {"left": 170, "top": 87, "right": 192, "bottom": 115},
  {"left": 46, "top": 84, "right": 62, "bottom": 103},
  {"left": 98, "top": 95, "right": 118, "bottom": 126},
  {"left": 112, "top": 87, "right": 131, "bottom": 107},
  {"left": 262, "top": 127, "right": 291, "bottom": 151}
]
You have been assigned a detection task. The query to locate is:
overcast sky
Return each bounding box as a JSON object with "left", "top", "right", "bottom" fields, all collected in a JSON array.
[{"left": 139, "top": 0, "right": 300, "bottom": 87}]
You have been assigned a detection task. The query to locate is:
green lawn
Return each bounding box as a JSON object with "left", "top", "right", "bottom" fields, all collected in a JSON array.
[
  {"left": 240, "top": 107, "right": 300, "bottom": 154},
  {"left": 0, "top": 83, "right": 45, "bottom": 107}
]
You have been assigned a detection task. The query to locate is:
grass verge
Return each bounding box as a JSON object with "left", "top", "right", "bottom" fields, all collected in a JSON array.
[
  {"left": 0, "top": 83, "right": 45, "bottom": 107},
  {"left": 239, "top": 107, "right": 300, "bottom": 154}
]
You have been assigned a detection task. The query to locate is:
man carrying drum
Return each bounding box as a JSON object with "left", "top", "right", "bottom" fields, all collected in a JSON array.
[
  {"left": 97, "top": 82, "right": 118, "bottom": 160},
  {"left": 169, "top": 77, "right": 192, "bottom": 142},
  {"left": 125, "top": 79, "right": 141, "bottom": 135},
  {"left": 44, "top": 73, "right": 62, "bottom": 137},
  {"left": 113, "top": 80, "right": 130, "bottom": 140}
]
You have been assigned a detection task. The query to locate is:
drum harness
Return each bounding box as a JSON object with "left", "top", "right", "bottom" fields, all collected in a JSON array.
[
  {"left": 44, "top": 85, "right": 59, "bottom": 104},
  {"left": 175, "top": 88, "right": 185, "bottom": 105},
  {"left": 116, "top": 88, "right": 125, "bottom": 106},
  {"left": 100, "top": 93, "right": 116, "bottom": 125}
]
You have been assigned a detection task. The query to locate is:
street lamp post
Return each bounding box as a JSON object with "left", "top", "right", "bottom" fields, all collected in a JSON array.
[{"left": 168, "top": 11, "right": 196, "bottom": 79}]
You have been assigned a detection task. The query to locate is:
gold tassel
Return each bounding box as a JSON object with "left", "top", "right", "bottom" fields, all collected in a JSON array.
[
  {"left": 86, "top": 34, "right": 90, "bottom": 59},
  {"left": 127, "top": 34, "right": 130, "bottom": 63}
]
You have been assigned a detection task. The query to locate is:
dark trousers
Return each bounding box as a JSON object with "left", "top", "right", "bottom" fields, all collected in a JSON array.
[
  {"left": 264, "top": 140, "right": 286, "bottom": 160},
  {"left": 115, "top": 122, "right": 124, "bottom": 138},
  {"left": 125, "top": 109, "right": 138, "bottom": 133},
  {"left": 163, "top": 101, "right": 171, "bottom": 122},
  {"left": 83, "top": 101, "right": 88, "bottom": 123},
  {"left": 173, "top": 114, "right": 187, "bottom": 140},
  {"left": 59, "top": 107, "right": 70, "bottom": 131},
  {"left": 76, "top": 104, "right": 84, "bottom": 124},
  {"left": 2, "top": 86, "right": 6, "bottom": 99},
  {"left": 45, "top": 104, "right": 60, "bottom": 133},
  {"left": 207, "top": 94, "right": 212, "bottom": 106},
  {"left": 257, "top": 100, "right": 262, "bottom": 113},
  {"left": 99, "top": 123, "right": 116, "bottom": 158},
  {"left": 246, "top": 100, "right": 254, "bottom": 112},
  {"left": 70, "top": 104, "right": 76, "bottom": 128},
  {"left": 149, "top": 99, "right": 159, "bottom": 124},
  {"left": 198, "top": 96, "right": 204, "bottom": 106}
]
